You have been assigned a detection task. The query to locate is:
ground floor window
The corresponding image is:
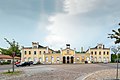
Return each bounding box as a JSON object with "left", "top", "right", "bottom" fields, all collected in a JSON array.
[
  {"left": 34, "top": 57, "right": 37, "bottom": 62},
  {"left": 57, "top": 57, "right": 60, "bottom": 61},
  {"left": 28, "top": 57, "right": 31, "bottom": 61},
  {"left": 24, "top": 57, "right": 27, "bottom": 62},
  {"left": 77, "top": 57, "right": 80, "bottom": 61},
  {"left": 45, "top": 57, "right": 48, "bottom": 62},
  {"left": 39, "top": 57, "right": 42, "bottom": 62}
]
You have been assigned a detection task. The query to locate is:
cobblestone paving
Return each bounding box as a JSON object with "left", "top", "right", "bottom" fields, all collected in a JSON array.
[
  {"left": 0, "top": 63, "right": 118, "bottom": 80},
  {"left": 84, "top": 69, "right": 120, "bottom": 80}
]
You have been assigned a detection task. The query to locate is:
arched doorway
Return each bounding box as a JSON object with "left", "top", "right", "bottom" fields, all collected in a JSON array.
[
  {"left": 63, "top": 56, "right": 66, "bottom": 64},
  {"left": 71, "top": 56, "right": 74, "bottom": 63},
  {"left": 67, "top": 56, "right": 69, "bottom": 63}
]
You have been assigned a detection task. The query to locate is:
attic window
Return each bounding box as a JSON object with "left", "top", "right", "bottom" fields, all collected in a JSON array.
[{"left": 33, "top": 46, "right": 37, "bottom": 48}]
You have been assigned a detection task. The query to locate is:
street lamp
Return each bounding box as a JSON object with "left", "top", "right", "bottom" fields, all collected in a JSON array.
[{"left": 12, "top": 52, "right": 15, "bottom": 72}]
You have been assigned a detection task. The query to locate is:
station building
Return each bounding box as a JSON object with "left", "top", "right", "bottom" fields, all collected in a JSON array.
[{"left": 21, "top": 42, "right": 111, "bottom": 64}]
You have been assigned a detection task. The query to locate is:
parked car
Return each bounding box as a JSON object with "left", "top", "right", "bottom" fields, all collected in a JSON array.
[
  {"left": 33, "top": 61, "right": 41, "bottom": 65},
  {"left": 15, "top": 62, "right": 30, "bottom": 67},
  {"left": 29, "top": 61, "right": 33, "bottom": 64},
  {"left": 15, "top": 61, "right": 20, "bottom": 65},
  {"left": 103, "top": 60, "right": 108, "bottom": 64}
]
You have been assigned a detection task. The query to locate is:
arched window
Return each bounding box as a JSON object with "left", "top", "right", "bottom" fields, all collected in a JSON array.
[
  {"left": 34, "top": 57, "right": 37, "bottom": 62},
  {"left": 77, "top": 57, "right": 79, "bottom": 61},
  {"left": 46, "top": 57, "right": 48, "bottom": 62},
  {"left": 28, "top": 57, "right": 31, "bottom": 61},
  {"left": 39, "top": 57, "right": 42, "bottom": 62}
]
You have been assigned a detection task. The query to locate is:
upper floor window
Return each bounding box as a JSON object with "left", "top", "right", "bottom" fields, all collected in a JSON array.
[
  {"left": 104, "top": 51, "right": 105, "bottom": 55},
  {"left": 34, "top": 51, "right": 36, "bottom": 55},
  {"left": 99, "top": 51, "right": 101, "bottom": 55},
  {"left": 44, "top": 51, "right": 46, "bottom": 53},
  {"left": 25, "top": 51, "right": 27, "bottom": 55},
  {"left": 107, "top": 52, "right": 109, "bottom": 55},
  {"left": 91, "top": 51, "right": 93, "bottom": 55},
  {"left": 95, "top": 51, "right": 97, "bottom": 55},
  {"left": 29, "top": 51, "right": 31, "bottom": 55},
  {"left": 39, "top": 51, "right": 41, "bottom": 54}
]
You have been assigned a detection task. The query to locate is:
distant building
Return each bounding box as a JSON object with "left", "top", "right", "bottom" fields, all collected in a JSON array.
[
  {"left": 0, "top": 49, "right": 20, "bottom": 64},
  {"left": 0, "top": 54, "right": 20, "bottom": 64},
  {"left": 21, "top": 42, "right": 111, "bottom": 64},
  {"left": 86, "top": 44, "right": 111, "bottom": 63},
  {"left": 21, "top": 42, "right": 90, "bottom": 64}
]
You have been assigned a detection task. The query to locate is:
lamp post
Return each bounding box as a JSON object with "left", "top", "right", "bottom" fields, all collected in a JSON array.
[
  {"left": 12, "top": 52, "right": 15, "bottom": 72},
  {"left": 116, "top": 51, "right": 119, "bottom": 79},
  {"left": 116, "top": 23, "right": 120, "bottom": 79}
]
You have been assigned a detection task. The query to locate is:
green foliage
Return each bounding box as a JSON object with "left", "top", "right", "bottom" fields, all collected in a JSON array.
[
  {"left": 111, "top": 54, "right": 117, "bottom": 62},
  {"left": 108, "top": 28, "right": 120, "bottom": 44},
  {"left": 0, "top": 62, "right": 11, "bottom": 65},
  {"left": 2, "top": 70, "right": 22, "bottom": 75},
  {"left": 0, "top": 38, "right": 21, "bottom": 57}
]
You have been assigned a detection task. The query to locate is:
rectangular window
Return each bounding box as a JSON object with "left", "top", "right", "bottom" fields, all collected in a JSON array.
[
  {"left": 39, "top": 51, "right": 41, "bottom": 54},
  {"left": 91, "top": 51, "right": 93, "bottom": 55},
  {"left": 44, "top": 51, "right": 46, "bottom": 53},
  {"left": 107, "top": 52, "right": 109, "bottom": 55},
  {"left": 34, "top": 51, "right": 36, "bottom": 55},
  {"left": 29, "top": 51, "right": 31, "bottom": 55},
  {"left": 95, "top": 51, "right": 97, "bottom": 55},
  {"left": 104, "top": 51, "right": 105, "bottom": 55},
  {"left": 25, "top": 51, "right": 27, "bottom": 55},
  {"left": 99, "top": 51, "right": 101, "bottom": 55}
]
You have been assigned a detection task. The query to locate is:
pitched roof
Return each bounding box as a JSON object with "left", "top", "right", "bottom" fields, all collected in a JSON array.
[{"left": 0, "top": 54, "right": 12, "bottom": 59}]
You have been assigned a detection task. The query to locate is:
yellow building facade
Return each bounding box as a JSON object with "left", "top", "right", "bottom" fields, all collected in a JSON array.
[
  {"left": 86, "top": 44, "right": 111, "bottom": 63},
  {"left": 21, "top": 42, "right": 111, "bottom": 64}
]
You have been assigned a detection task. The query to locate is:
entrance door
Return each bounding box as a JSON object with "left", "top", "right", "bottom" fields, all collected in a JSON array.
[
  {"left": 63, "top": 56, "right": 66, "bottom": 64},
  {"left": 67, "top": 56, "right": 69, "bottom": 63},
  {"left": 71, "top": 56, "right": 74, "bottom": 63}
]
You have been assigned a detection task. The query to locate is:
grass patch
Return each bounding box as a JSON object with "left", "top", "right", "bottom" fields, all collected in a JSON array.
[{"left": 2, "top": 70, "right": 22, "bottom": 76}]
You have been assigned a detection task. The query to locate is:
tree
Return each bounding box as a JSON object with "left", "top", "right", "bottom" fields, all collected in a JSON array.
[
  {"left": 0, "top": 38, "right": 21, "bottom": 57},
  {"left": 108, "top": 23, "right": 120, "bottom": 79},
  {"left": 111, "top": 54, "right": 117, "bottom": 62},
  {"left": 108, "top": 28, "right": 120, "bottom": 44},
  {"left": 111, "top": 46, "right": 120, "bottom": 62}
]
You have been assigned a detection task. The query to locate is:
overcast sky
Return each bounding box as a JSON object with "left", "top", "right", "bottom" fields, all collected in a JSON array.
[{"left": 0, "top": 0, "right": 120, "bottom": 51}]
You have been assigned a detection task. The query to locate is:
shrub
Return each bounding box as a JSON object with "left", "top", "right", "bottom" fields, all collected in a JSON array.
[{"left": 1, "top": 62, "right": 11, "bottom": 65}]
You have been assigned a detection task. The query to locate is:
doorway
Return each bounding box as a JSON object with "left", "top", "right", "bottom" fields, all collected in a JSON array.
[
  {"left": 63, "top": 56, "right": 66, "bottom": 64},
  {"left": 71, "top": 56, "right": 74, "bottom": 63},
  {"left": 67, "top": 56, "right": 69, "bottom": 63}
]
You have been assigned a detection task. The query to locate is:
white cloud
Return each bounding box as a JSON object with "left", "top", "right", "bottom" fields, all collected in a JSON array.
[{"left": 44, "top": 0, "right": 120, "bottom": 50}]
